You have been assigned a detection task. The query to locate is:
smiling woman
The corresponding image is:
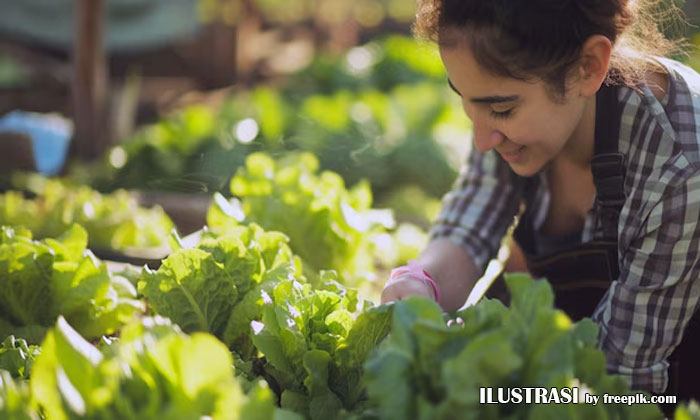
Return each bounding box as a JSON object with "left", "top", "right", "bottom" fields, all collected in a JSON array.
[{"left": 380, "top": 0, "right": 700, "bottom": 415}]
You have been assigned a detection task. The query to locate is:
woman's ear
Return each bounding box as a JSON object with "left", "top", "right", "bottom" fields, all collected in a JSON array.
[{"left": 577, "top": 34, "right": 613, "bottom": 96}]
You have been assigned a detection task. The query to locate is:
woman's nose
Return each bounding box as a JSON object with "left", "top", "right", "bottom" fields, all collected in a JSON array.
[{"left": 473, "top": 123, "right": 506, "bottom": 152}]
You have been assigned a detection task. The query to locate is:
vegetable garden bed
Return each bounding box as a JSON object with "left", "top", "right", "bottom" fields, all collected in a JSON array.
[{"left": 1, "top": 154, "right": 699, "bottom": 419}]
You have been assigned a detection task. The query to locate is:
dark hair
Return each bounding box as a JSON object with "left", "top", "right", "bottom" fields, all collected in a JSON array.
[{"left": 414, "top": 0, "right": 685, "bottom": 99}]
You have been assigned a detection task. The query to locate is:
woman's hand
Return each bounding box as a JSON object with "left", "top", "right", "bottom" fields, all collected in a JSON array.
[
  {"left": 380, "top": 273, "right": 436, "bottom": 304},
  {"left": 379, "top": 239, "right": 480, "bottom": 311}
]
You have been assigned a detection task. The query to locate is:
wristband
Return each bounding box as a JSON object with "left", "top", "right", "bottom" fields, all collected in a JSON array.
[{"left": 390, "top": 260, "right": 441, "bottom": 303}]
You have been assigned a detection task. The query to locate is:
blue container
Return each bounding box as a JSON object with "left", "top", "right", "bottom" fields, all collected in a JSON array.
[{"left": 0, "top": 111, "right": 73, "bottom": 175}]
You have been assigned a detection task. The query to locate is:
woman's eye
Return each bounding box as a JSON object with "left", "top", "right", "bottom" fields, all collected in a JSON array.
[{"left": 490, "top": 109, "right": 514, "bottom": 119}]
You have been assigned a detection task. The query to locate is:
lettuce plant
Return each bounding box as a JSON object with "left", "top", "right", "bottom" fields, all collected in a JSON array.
[
  {"left": 0, "top": 176, "right": 174, "bottom": 251},
  {"left": 210, "top": 152, "right": 394, "bottom": 286},
  {"left": 363, "top": 274, "right": 663, "bottom": 420},
  {"left": 0, "top": 370, "right": 35, "bottom": 420},
  {"left": 250, "top": 274, "right": 392, "bottom": 419},
  {"left": 0, "top": 336, "right": 40, "bottom": 380},
  {"left": 139, "top": 223, "right": 302, "bottom": 359},
  {"left": 0, "top": 225, "right": 144, "bottom": 344},
  {"left": 29, "top": 316, "right": 302, "bottom": 420}
]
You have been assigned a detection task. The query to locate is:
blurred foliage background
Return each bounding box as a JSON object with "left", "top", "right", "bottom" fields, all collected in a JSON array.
[{"left": 0, "top": 0, "right": 697, "bottom": 238}]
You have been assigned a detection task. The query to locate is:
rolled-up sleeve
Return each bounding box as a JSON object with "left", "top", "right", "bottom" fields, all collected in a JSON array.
[
  {"left": 592, "top": 168, "right": 700, "bottom": 393},
  {"left": 429, "top": 148, "right": 523, "bottom": 275}
]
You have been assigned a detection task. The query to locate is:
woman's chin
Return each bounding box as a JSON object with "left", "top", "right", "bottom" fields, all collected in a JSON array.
[
  {"left": 508, "top": 159, "right": 543, "bottom": 178},
  {"left": 510, "top": 163, "right": 543, "bottom": 178}
]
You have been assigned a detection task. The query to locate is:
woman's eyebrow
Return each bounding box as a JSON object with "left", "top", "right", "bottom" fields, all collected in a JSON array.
[
  {"left": 447, "top": 78, "right": 519, "bottom": 103},
  {"left": 470, "top": 95, "right": 520, "bottom": 104}
]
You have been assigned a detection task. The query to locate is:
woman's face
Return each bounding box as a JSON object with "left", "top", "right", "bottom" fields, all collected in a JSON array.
[{"left": 440, "top": 44, "right": 593, "bottom": 177}]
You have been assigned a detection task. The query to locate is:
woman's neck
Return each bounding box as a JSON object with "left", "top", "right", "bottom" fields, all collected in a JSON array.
[{"left": 556, "top": 94, "right": 597, "bottom": 170}]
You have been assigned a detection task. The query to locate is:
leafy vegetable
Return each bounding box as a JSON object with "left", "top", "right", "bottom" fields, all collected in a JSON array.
[
  {"left": 0, "top": 175, "right": 174, "bottom": 251},
  {"left": 0, "top": 225, "right": 144, "bottom": 343},
  {"left": 0, "top": 370, "right": 35, "bottom": 420},
  {"left": 0, "top": 337, "right": 40, "bottom": 380},
  {"left": 363, "top": 274, "right": 664, "bottom": 420},
  {"left": 250, "top": 274, "right": 393, "bottom": 419},
  {"left": 30, "top": 315, "right": 301, "bottom": 420},
  {"left": 676, "top": 400, "right": 700, "bottom": 420},
  {"left": 213, "top": 152, "right": 394, "bottom": 286},
  {"left": 139, "top": 223, "right": 302, "bottom": 359}
]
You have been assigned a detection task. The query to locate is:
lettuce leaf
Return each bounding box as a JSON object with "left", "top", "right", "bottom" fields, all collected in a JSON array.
[
  {"left": 215, "top": 152, "right": 393, "bottom": 286},
  {"left": 251, "top": 277, "right": 392, "bottom": 419},
  {"left": 0, "top": 176, "right": 174, "bottom": 251},
  {"left": 0, "top": 370, "right": 35, "bottom": 420},
  {"left": 30, "top": 316, "right": 299, "bottom": 420},
  {"left": 139, "top": 224, "right": 301, "bottom": 354},
  {"left": 0, "top": 226, "right": 54, "bottom": 327},
  {"left": 0, "top": 225, "right": 143, "bottom": 343},
  {"left": 0, "top": 336, "right": 40, "bottom": 380},
  {"left": 139, "top": 248, "right": 238, "bottom": 336},
  {"left": 363, "top": 274, "right": 664, "bottom": 420}
]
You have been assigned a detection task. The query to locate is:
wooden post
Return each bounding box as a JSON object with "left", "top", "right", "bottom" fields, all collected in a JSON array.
[
  {"left": 234, "top": 0, "right": 262, "bottom": 85},
  {"left": 72, "top": 0, "right": 108, "bottom": 160}
]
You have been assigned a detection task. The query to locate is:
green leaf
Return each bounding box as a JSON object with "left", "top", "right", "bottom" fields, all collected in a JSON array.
[
  {"left": 32, "top": 316, "right": 297, "bottom": 420},
  {"left": 0, "top": 336, "right": 40, "bottom": 380},
  {"left": 0, "top": 370, "right": 36, "bottom": 420},
  {"left": 222, "top": 279, "right": 277, "bottom": 358},
  {"left": 198, "top": 233, "right": 264, "bottom": 296},
  {"left": 225, "top": 152, "right": 387, "bottom": 286},
  {"left": 43, "top": 224, "right": 88, "bottom": 263},
  {"left": 363, "top": 274, "right": 658, "bottom": 420},
  {"left": 0, "top": 229, "right": 54, "bottom": 327},
  {"left": 0, "top": 320, "right": 47, "bottom": 347},
  {"left": 139, "top": 248, "right": 238, "bottom": 336},
  {"left": 251, "top": 303, "right": 306, "bottom": 392},
  {"left": 504, "top": 273, "right": 554, "bottom": 323},
  {"left": 303, "top": 350, "right": 343, "bottom": 420},
  {"left": 364, "top": 350, "right": 414, "bottom": 420},
  {"left": 30, "top": 316, "right": 109, "bottom": 419},
  {"left": 332, "top": 304, "right": 392, "bottom": 407},
  {"left": 388, "top": 297, "right": 444, "bottom": 357},
  {"left": 281, "top": 390, "right": 309, "bottom": 415}
]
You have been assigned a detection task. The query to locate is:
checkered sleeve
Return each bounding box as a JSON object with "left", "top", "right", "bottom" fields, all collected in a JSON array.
[
  {"left": 592, "top": 168, "right": 700, "bottom": 393},
  {"left": 429, "top": 147, "right": 523, "bottom": 275}
]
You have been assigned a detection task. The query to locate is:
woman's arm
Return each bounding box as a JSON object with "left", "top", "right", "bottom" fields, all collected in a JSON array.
[
  {"left": 592, "top": 169, "right": 700, "bottom": 394},
  {"left": 382, "top": 145, "right": 524, "bottom": 310},
  {"left": 381, "top": 238, "right": 480, "bottom": 311}
]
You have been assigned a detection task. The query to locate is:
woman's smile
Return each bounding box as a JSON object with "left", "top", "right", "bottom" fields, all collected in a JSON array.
[{"left": 497, "top": 145, "right": 525, "bottom": 163}]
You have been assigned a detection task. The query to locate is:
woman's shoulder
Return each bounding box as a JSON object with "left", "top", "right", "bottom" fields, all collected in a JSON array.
[
  {"left": 617, "top": 58, "right": 700, "bottom": 155},
  {"left": 643, "top": 57, "right": 700, "bottom": 106},
  {"left": 616, "top": 57, "right": 700, "bottom": 107},
  {"left": 655, "top": 57, "right": 700, "bottom": 89},
  {"left": 617, "top": 59, "right": 700, "bottom": 212},
  {"left": 643, "top": 70, "right": 668, "bottom": 102}
]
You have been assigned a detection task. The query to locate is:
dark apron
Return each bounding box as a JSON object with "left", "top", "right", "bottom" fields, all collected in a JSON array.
[{"left": 485, "top": 84, "right": 700, "bottom": 416}]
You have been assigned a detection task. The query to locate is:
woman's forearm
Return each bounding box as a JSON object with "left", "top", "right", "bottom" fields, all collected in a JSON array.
[{"left": 414, "top": 238, "right": 481, "bottom": 311}]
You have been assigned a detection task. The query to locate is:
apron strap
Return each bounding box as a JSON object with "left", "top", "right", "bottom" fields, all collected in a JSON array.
[{"left": 590, "top": 83, "right": 626, "bottom": 240}]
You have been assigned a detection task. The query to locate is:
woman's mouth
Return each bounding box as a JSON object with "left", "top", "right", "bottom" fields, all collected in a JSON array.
[{"left": 498, "top": 146, "right": 525, "bottom": 163}]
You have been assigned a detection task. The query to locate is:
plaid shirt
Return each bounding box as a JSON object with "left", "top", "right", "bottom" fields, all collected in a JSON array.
[{"left": 430, "top": 58, "right": 700, "bottom": 394}]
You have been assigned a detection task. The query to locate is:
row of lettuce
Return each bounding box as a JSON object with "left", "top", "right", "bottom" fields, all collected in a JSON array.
[
  {"left": 2, "top": 217, "right": 698, "bottom": 419},
  {"left": 1, "top": 153, "right": 700, "bottom": 418},
  {"left": 1, "top": 152, "right": 429, "bottom": 289}
]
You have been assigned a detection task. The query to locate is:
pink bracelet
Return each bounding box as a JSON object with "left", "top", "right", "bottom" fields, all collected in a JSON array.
[{"left": 390, "top": 260, "right": 441, "bottom": 303}]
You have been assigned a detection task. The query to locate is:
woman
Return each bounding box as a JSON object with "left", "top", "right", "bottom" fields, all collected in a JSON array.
[{"left": 381, "top": 0, "right": 700, "bottom": 411}]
